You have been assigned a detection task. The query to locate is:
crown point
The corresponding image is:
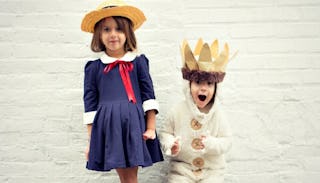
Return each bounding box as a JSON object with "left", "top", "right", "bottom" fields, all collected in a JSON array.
[
  {"left": 211, "top": 40, "right": 219, "bottom": 59},
  {"left": 222, "top": 43, "right": 229, "bottom": 60},
  {"left": 180, "top": 39, "right": 189, "bottom": 62},
  {"left": 183, "top": 42, "right": 198, "bottom": 70},
  {"left": 198, "top": 43, "right": 212, "bottom": 62},
  {"left": 194, "top": 38, "right": 204, "bottom": 56},
  {"left": 212, "top": 42, "right": 229, "bottom": 72}
]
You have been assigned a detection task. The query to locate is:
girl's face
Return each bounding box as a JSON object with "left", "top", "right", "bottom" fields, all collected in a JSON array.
[
  {"left": 190, "top": 80, "right": 215, "bottom": 111},
  {"left": 100, "top": 17, "right": 126, "bottom": 57}
]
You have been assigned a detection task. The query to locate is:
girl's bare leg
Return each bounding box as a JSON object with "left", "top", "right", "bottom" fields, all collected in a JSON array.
[{"left": 116, "top": 167, "right": 138, "bottom": 183}]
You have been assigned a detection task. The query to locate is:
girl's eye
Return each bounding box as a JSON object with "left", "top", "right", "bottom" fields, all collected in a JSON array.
[
  {"left": 116, "top": 27, "right": 123, "bottom": 32},
  {"left": 104, "top": 27, "right": 110, "bottom": 32}
]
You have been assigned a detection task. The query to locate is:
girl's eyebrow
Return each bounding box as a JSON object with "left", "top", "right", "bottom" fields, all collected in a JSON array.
[{"left": 102, "top": 24, "right": 116, "bottom": 27}]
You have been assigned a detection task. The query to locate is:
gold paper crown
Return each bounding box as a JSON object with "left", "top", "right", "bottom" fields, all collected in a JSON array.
[{"left": 181, "top": 38, "right": 234, "bottom": 83}]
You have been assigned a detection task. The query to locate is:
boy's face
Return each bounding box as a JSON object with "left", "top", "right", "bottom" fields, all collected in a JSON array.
[{"left": 190, "top": 81, "right": 215, "bottom": 110}]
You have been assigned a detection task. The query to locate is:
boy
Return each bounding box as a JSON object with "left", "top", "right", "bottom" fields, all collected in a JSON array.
[{"left": 159, "top": 39, "right": 234, "bottom": 183}]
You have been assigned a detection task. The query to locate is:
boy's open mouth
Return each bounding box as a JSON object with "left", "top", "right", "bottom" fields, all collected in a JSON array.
[{"left": 198, "top": 95, "right": 207, "bottom": 101}]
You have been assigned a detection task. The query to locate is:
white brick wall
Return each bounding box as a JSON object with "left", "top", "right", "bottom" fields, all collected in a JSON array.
[{"left": 0, "top": 0, "right": 319, "bottom": 182}]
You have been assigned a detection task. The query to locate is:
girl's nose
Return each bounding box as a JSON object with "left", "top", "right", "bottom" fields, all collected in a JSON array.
[{"left": 110, "top": 29, "right": 117, "bottom": 36}]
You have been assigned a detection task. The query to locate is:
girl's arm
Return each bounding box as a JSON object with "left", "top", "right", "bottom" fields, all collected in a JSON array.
[
  {"left": 87, "top": 124, "right": 92, "bottom": 140},
  {"left": 83, "top": 61, "right": 98, "bottom": 125},
  {"left": 83, "top": 61, "right": 98, "bottom": 160},
  {"left": 85, "top": 124, "right": 92, "bottom": 161},
  {"left": 137, "top": 55, "right": 159, "bottom": 140},
  {"left": 137, "top": 55, "right": 159, "bottom": 114},
  {"left": 143, "top": 109, "right": 156, "bottom": 140}
]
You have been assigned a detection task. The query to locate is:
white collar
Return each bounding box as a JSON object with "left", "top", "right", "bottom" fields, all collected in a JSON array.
[{"left": 100, "top": 52, "right": 138, "bottom": 64}]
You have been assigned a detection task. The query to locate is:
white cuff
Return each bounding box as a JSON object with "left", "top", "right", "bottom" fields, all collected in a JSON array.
[
  {"left": 142, "top": 99, "right": 159, "bottom": 114},
  {"left": 83, "top": 111, "right": 96, "bottom": 124},
  {"left": 164, "top": 138, "right": 176, "bottom": 156}
]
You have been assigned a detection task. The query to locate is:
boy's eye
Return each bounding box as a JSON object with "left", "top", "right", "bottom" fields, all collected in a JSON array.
[{"left": 207, "top": 81, "right": 213, "bottom": 85}]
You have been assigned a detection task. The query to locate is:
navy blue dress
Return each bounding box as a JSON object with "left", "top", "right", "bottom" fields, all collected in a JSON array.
[{"left": 84, "top": 54, "right": 163, "bottom": 171}]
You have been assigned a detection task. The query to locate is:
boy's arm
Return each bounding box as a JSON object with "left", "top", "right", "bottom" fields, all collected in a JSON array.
[
  {"left": 202, "top": 111, "right": 232, "bottom": 155},
  {"left": 158, "top": 109, "right": 179, "bottom": 156},
  {"left": 202, "top": 135, "right": 232, "bottom": 155}
]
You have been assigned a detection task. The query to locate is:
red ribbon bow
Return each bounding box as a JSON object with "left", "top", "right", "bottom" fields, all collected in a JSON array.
[{"left": 103, "top": 60, "right": 137, "bottom": 103}]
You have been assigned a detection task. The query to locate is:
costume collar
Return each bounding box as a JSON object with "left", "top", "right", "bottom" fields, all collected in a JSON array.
[{"left": 100, "top": 52, "right": 138, "bottom": 64}]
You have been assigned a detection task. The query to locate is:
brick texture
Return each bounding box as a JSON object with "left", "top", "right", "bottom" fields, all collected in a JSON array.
[{"left": 0, "top": 0, "right": 320, "bottom": 182}]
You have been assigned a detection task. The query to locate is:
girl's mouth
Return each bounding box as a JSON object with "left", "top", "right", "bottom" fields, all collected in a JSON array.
[{"left": 198, "top": 95, "right": 207, "bottom": 101}]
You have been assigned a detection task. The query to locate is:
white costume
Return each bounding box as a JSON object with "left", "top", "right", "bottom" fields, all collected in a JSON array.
[
  {"left": 159, "top": 39, "right": 235, "bottom": 183},
  {"left": 159, "top": 84, "right": 232, "bottom": 183}
]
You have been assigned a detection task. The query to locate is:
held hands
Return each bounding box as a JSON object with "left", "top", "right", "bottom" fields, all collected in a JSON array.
[{"left": 143, "top": 128, "right": 156, "bottom": 140}]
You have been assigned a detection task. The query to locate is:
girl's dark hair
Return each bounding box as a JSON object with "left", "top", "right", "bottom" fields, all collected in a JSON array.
[{"left": 91, "top": 16, "right": 137, "bottom": 52}]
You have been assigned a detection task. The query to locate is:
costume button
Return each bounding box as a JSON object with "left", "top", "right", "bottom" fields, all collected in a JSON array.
[
  {"left": 192, "top": 169, "right": 202, "bottom": 176},
  {"left": 191, "top": 119, "right": 202, "bottom": 130},
  {"left": 191, "top": 138, "right": 203, "bottom": 150},
  {"left": 192, "top": 157, "right": 204, "bottom": 168}
]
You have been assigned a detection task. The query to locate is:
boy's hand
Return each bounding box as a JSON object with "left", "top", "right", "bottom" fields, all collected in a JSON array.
[
  {"left": 200, "top": 135, "right": 207, "bottom": 148},
  {"left": 171, "top": 140, "right": 180, "bottom": 155}
]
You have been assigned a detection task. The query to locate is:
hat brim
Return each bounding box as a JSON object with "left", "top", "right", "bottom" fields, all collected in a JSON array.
[{"left": 81, "top": 6, "right": 146, "bottom": 33}]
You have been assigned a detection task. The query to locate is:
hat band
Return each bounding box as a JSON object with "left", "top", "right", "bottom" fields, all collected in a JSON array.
[
  {"left": 181, "top": 68, "right": 225, "bottom": 83},
  {"left": 102, "top": 5, "right": 117, "bottom": 9}
]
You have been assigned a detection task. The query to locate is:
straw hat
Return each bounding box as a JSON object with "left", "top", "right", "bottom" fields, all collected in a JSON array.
[{"left": 81, "top": 0, "right": 146, "bottom": 33}]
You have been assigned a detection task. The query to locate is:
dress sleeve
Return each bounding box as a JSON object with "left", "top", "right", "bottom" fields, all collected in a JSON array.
[
  {"left": 137, "top": 55, "right": 159, "bottom": 113},
  {"left": 83, "top": 61, "right": 99, "bottom": 124}
]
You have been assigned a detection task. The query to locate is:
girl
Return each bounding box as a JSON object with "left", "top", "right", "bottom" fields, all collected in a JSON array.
[
  {"left": 81, "top": 0, "right": 163, "bottom": 182},
  {"left": 159, "top": 39, "right": 233, "bottom": 183}
]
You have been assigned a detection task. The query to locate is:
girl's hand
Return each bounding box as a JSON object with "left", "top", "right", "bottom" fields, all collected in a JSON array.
[
  {"left": 143, "top": 128, "right": 156, "bottom": 140},
  {"left": 171, "top": 140, "right": 180, "bottom": 155},
  {"left": 85, "top": 142, "right": 90, "bottom": 161}
]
